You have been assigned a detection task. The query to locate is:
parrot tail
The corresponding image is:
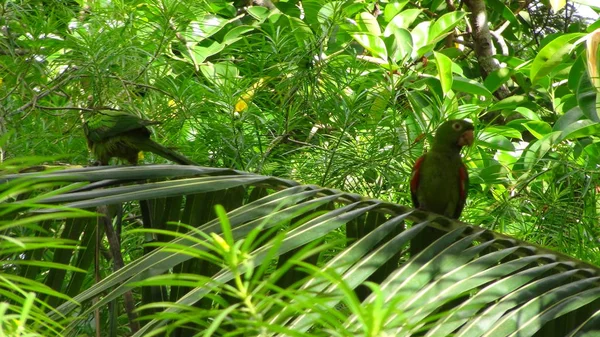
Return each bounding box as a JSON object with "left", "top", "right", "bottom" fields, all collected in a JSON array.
[{"left": 138, "top": 139, "right": 198, "bottom": 166}]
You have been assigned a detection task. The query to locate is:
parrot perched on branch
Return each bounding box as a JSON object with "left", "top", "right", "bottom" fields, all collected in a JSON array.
[
  {"left": 409, "top": 119, "right": 474, "bottom": 254},
  {"left": 82, "top": 110, "right": 197, "bottom": 166}
]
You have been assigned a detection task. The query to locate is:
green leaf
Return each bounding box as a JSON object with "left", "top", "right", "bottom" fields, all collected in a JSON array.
[
  {"left": 484, "top": 67, "right": 514, "bottom": 93},
  {"left": 247, "top": 6, "right": 270, "bottom": 21},
  {"left": 478, "top": 132, "right": 515, "bottom": 151},
  {"left": 530, "top": 33, "right": 586, "bottom": 84},
  {"left": 289, "top": 17, "right": 315, "bottom": 47},
  {"left": 434, "top": 51, "right": 453, "bottom": 96},
  {"left": 428, "top": 11, "right": 466, "bottom": 44},
  {"left": 554, "top": 107, "right": 584, "bottom": 131},
  {"left": 190, "top": 41, "right": 224, "bottom": 64},
  {"left": 184, "top": 16, "right": 229, "bottom": 44},
  {"left": 576, "top": 71, "right": 600, "bottom": 122},
  {"left": 487, "top": 0, "right": 519, "bottom": 26},
  {"left": 515, "top": 107, "right": 541, "bottom": 120},
  {"left": 356, "top": 12, "right": 381, "bottom": 35},
  {"left": 411, "top": 21, "right": 431, "bottom": 58},
  {"left": 383, "top": 26, "right": 413, "bottom": 62},
  {"left": 474, "top": 159, "right": 510, "bottom": 184},
  {"left": 223, "top": 26, "right": 255, "bottom": 45},
  {"left": 523, "top": 121, "right": 552, "bottom": 139},
  {"left": 567, "top": 55, "right": 586, "bottom": 92},
  {"left": 488, "top": 95, "right": 528, "bottom": 112},
  {"left": 200, "top": 61, "right": 239, "bottom": 85},
  {"left": 352, "top": 33, "right": 388, "bottom": 60},
  {"left": 559, "top": 119, "right": 600, "bottom": 141},
  {"left": 451, "top": 77, "right": 493, "bottom": 99},
  {"left": 388, "top": 9, "right": 422, "bottom": 30},
  {"left": 383, "top": 1, "right": 410, "bottom": 22},
  {"left": 484, "top": 126, "right": 522, "bottom": 139},
  {"left": 521, "top": 131, "right": 562, "bottom": 170}
]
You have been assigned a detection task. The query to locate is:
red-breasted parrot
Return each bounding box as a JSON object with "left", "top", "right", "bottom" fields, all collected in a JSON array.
[
  {"left": 409, "top": 119, "right": 474, "bottom": 254},
  {"left": 83, "top": 110, "right": 197, "bottom": 166}
]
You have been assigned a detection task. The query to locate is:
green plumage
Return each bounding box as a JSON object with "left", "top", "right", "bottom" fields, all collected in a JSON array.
[
  {"left": 409, "top": 119, "right": 474, "bottom": 256},
  {"left": 411, "top": 119, "right": 473, "bottom": 218},
  {"left": 83, "top": 110, "right": 197, "bottom": 166}
]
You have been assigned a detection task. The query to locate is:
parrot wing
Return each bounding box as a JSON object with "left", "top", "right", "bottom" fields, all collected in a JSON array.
[
  {"left": 84, "top": 111, "right": 157, "bottom": 142},
  {"left": 410, "top": 154, "right": 468, "bottom": 219},
  {"left": 410, "top": 155, "right": 425, "bottom": 209},
  {"left": 454, "top": 163, "right": 469, "bottom": 218}
]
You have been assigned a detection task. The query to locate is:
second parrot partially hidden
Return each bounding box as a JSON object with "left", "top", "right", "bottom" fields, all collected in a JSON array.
[
  {"left": 83, "top": 110, "right": 197, "bottom": 166},
  {"left": 409, "top": 119, "right": 474, "bottom": 254}
]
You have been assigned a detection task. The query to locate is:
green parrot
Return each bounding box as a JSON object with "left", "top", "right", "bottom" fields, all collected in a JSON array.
[
  {"left": 82, "top": 110, "right": 197, "bottom": 166},
  {"left": 409, "top": 119, "right": 474, "bottom": 254}
]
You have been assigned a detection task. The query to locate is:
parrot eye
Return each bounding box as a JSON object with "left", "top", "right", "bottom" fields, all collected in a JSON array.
[{"left": 452, "top": 122, "right": 462, "bottom": 131}]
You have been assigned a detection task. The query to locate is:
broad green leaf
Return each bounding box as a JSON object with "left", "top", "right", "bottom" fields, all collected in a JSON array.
[
  {"left": 568, "top": 55, "right": 586, "bottom": 92},
  {"left": 383, "top": 26, "right": 413, "bottom": 62},
  {"left": 474, "top": 160, "right": 510, "bottom": 184},
  {"left": 516, "top": 107, "right": 541, "bottom": 120},
  {"left": 451, "top": 77, "right": 493, "bottom": 99},
  {"left": 488, "top": 95, "right": 528, "bottom": 112},
  {"left": 523, "top": 121, "right": 552, "bottom": 139},
  {"left": 483, "top": 126, "right": 522, "bottom": 139},
  {"left": 190, "top": 41, "right": 224, "bottom": 64},
  {"left": 576, "top": 71, "right": 600, "bottom": 122},
  {"left": 356, "top": 12, "right": 381, "bottom": 35},
  {"left": 554, "top": 107, "right": 584, "bottom": 131},
  {"left": 487, "top": 0, "right": 519, "bottom": 26},
  {"left": 520, "top": 131, "right": 562, "bottom": 171},
  {"left": 434, "top": 52, "right": 453, "bottom": 96},
  {"left": 388, "top": 9, "right": 422, "bottom": 30},
  {"left": 200, "top": 61, "right": 238, "bottom": 85},
  {"left": 384, "top": 1, "right": 410, "bottom": 22},
  {"left": 428, "top": 11, "right": 466, "bottom": 44},
  {"left": 303, "top": 0, "right": 322, "bottom": 26},
  {"left": 289, "top": 17, "right": 314, "bottom": 47},
  {"left": 184, "top": 16, "right": 228, "bottom": 44},
  {"left": 247, "top": 6, "right": 270, "bottom": 21},
  {"left": 411, "top": 21, "right": 431, "bottom": 58},
  {"left": 478, "top": 132, "right": 515, "bottom": 151},
  {"left": 484, "top": 67, "right": 513, "bottom": 93},
  {"left": 352, "top": 33, "right": 388, "bottom": 60},
  {"left": 530, "top": 33, "right": 586, "bottom": 84},
  {"left": 559, "top": 119, "right": 600, "bottom": 141}
]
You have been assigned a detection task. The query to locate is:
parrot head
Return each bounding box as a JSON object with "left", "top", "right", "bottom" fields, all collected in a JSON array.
[{"left": 433, "top": 119, "right": 474, "bottom": 151}]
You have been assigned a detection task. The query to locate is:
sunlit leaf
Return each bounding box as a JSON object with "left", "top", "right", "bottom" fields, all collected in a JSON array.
[
  {"left": 523, "top": 121, "right": 552, "bottom": 139},
  {"left": 356, "top": 12, "right": 381, "bottom": 35},
  {"left": 530, "top": 33, "right": 586, "bottom": 84},
  {"left": 452, "top": 77, "right": 493, "bottom": 99},
  {"left": 434, "top": 52, "right": 453, "bottom": 96},
  {"left": 352, "top": 33, "right": 388, "bottom": 60},
  {"left": 383, "top": 1, "right": 410, "bottom": 22},
  {"left": 428, "top": 11, "right": 466, "bottom": 44}
]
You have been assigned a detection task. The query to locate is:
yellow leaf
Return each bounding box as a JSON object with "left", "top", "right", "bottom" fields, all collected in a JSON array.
[
  {"left": 587, "top": 28, "right": 600, "bottom": 89},
  {"left": 549, "top": 0, "right": 566, "bottom": 12},
  {"left": 211, "top": 233, "right": 230, "bottom": 252}
]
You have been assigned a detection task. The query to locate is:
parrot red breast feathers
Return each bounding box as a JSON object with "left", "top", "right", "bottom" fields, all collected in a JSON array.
[{"left": 409, "top": 119, "right": 474, "bottom": 254}]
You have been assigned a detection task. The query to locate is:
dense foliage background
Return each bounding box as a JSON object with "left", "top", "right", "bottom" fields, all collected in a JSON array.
[{"left": 2, "top": 0, "right": 600, "bottom": 335}]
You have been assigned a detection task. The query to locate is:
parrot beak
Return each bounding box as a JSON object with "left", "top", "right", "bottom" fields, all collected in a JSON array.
[{"left": 458, "top": 129, "right": 474, "bottom": 147}]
